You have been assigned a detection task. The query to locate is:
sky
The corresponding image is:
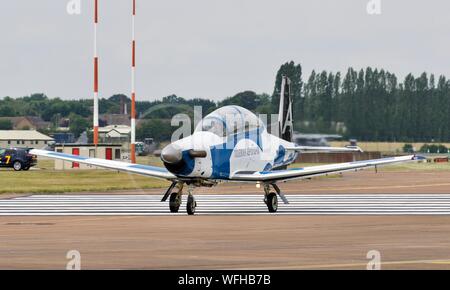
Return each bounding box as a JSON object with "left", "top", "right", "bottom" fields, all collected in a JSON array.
[{"left": 0, "top": 0, "right": 449, "bottom": 101}]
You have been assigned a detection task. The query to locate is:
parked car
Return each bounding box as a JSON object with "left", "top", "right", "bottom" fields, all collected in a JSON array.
[{"left": 0, "top": 148, "right": 37, "bottom": 171}]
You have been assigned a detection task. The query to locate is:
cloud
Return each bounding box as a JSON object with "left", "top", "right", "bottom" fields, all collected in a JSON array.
[{"left": 0, "top": 0, "right": 449, "bottom": 100}]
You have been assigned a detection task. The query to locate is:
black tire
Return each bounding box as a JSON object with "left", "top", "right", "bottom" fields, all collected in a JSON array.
[
  {"left": 267, "top": 192, "right": 278, "bottom": 213},
  {"left": 23, "top": 166, "right": 30, "bottom": 171},
  {"left": 186, "top": 195, "right": 197, "bottom": 216},
  {"left": 13, "top": 161, "right": 22, "bottom": 171},
  {"left": 169, "top": 191, "right": 182, "bottom": 213}
]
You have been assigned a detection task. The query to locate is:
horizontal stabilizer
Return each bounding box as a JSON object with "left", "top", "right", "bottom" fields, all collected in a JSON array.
[{"left": 285, "top": 146, "right": 363, "bottom": 153}]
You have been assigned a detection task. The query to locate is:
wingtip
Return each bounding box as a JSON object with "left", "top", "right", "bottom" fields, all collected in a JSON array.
[
  {"left": 345, "top": 146, "right": 364, "bottom": 153},
  {"left": 413, "top": 155, "right": 427, "bottom": 161}
]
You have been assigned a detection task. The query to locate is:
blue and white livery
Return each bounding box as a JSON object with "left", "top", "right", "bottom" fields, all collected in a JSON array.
[{"left": 30, "top": 77, "right": 424, "bottom": 215}]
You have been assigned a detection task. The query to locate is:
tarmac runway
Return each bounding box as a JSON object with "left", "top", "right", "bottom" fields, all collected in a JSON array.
[
  {"left": 2, "top": 171, "right": 450, "bottom": 269},
  {"left": 2, "top": 194, "right": 450, "bottom": 215}
]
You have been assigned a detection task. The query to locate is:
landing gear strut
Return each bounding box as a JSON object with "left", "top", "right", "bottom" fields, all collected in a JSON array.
[{"left": 161, "top": 182, "right": 184, "bottom": 213}]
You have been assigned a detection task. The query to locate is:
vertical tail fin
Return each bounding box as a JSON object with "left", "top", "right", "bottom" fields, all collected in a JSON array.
[{"left": 278, "top": 76, "right": 294, "bottom": 142}]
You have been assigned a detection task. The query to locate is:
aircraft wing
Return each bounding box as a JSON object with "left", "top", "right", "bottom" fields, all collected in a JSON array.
[
  {"left": 29, "top": 149, "right": 176, "bottom": 180},
  {"left": 285, "top": 146, "right": 363, "bottom": 153},
  {"left": 231, "top": 155, "right": 424, "bottom": 183}
]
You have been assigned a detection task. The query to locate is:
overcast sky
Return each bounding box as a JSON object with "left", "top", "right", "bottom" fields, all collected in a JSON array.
[{"left": 1, "top": 0, "right": 449, "bottom": 101}]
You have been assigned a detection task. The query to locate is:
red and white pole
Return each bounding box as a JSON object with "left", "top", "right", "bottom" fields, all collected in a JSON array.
[
  {"left": 130, "top": 0, "right": 137, "bottom": 163},
  {"left": 93, "top": 0, "right": 99, "bottom": 146}
]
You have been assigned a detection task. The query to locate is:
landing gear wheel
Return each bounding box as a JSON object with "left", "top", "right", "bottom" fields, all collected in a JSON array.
[
  {"left": 13, "top": 161, "right": 22, "bottom": 171},
  {"left": 169, "top": 191, "right": 182, "bottom": 213},
  {"left": 266, "top": 192, "right": 278, "bottom": 213},
  {"left": 186, "top": 195, "right": 197, "bottom": 215}
]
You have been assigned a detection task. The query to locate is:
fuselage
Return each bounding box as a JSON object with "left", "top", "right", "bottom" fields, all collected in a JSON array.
[{"left": 161, "top": 106, "right": 298, "bottom": 181}]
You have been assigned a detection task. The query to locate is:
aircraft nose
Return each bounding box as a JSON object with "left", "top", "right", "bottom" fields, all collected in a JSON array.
[{"left": 161, "top": 144, "right": 183, "bottom": 164}]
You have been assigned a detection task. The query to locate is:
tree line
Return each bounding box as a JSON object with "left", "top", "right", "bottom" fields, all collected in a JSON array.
[
  {"left": 274, "top": 62, "right": 450, "bottom": 142},
  {"left": 1, "top": 61, "right": 450, "bottom": 142}
]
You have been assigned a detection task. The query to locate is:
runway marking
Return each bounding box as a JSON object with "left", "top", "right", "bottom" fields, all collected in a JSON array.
[
  {"left": 241, "top": 259, "right": 450, "bottom": 270},
  {"left": 430, "top": 261, "right": 450, "bottom": 265},
  {"left": 298, "top": 183, "right": 450, "bottom": 192},
  {"left": 2, "top": 194, "right": 450, "bottom": 216}
]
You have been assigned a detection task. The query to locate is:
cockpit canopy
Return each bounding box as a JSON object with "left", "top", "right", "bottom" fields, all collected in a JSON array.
[{"left": 195, "top": 106, "right": 265, "bottom": 137}]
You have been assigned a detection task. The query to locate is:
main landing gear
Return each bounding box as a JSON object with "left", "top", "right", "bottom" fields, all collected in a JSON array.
[
  {"left": 161, "top": 182, "right": 197, "bottom": 215},
  {"left": 263, "top": 183, "right": 289, "bottom": 213},
  {"left": 186, "top": 192, "right": 197, "bottom": 216},
  {"left": 161, "top": 182, "right": 287, "bottom": 215}
]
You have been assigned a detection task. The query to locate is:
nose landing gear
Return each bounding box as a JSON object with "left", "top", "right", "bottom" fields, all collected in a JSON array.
[
  {"left": 169, "top": 190, "right": 182, "bottom": 213},
  {"left": 162, "top": 182, "right": 197, "bottom": 215},
  {"left": 162, "top": 182, "right": 184, "bottom": 213}
]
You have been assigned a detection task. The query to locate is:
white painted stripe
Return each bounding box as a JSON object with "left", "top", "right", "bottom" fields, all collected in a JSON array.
[
  {"left": 17, "top": 194, "right": 450, "bottom": 198},
  {"left": 131, "top": 118, "right": 136, "bottom": 144},
  {"left": 14, "top": 195, "right": 450, "bottom": 199},
  {"left": 1, "top": 194, "right": 450, "bottom": 216},
  {"left": 93, "top": 93, "right": 99, "bottom": 126}
]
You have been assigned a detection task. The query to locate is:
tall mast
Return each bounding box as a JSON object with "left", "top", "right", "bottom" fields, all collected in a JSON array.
[
  {"left": 130, "top": 0, "right": 137, "bottom": 163},
  {"left": 93, "top": 0, "right": 99, "bottom": 146}
]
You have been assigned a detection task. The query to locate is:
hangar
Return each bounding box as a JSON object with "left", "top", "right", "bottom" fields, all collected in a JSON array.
[
  {"left": 97, "top": 125, "right": 131, "bottom": 144},
  {"left": 0, "top": 130, "right": 54, "bottom": 149}
]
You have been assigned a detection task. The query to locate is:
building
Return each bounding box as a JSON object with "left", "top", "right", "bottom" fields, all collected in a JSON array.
[
  {"left": 100, "top": 114, "right": 130, "bottom": 126},
  {"left": 99, "top": 114, "right": 144, "bottom": 128},
  {"left": 97, "top": 125, "right": 131, "bottom": 144},
  {"left": 51, "top": 133, "right": 75, "bottom": 144},
  {"left": 0, "top": 130, "right": 54, "bottom": 149},
  {"left": 54, "top": 144, "right": 124, "bottom": 170},
  {"left": 0, "top": 116, "right": 51, "bottom": 131}
]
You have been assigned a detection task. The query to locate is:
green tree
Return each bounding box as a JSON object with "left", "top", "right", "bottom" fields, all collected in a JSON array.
[
  {"left": 0, "top": 119, "right": 13, "bottom": 130},
  {"left": 272, "top": 61, "right": 303, "bottom": 119},
  {"left": 137, "top": 120, "right": 173, "bottom": 142},
  {"left": 219, "top": 91, "right": 269, "bottom": 112},
  {"left": 403, "top": 144, "right": 414, "bottom": 153},
  {"left": 69, "top": 114, "right": 90, "bottom": 138}
]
